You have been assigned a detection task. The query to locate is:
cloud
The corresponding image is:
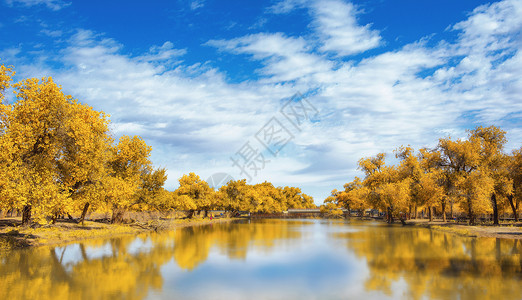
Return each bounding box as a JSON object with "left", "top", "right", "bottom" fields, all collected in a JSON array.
[
  {"left": 249, "top": 18, "right": 268, "bottom": 30},
  {"left": 267, "top": 0, "right": 306, "bottom": 14},
  {"left": 207, "top": 33, "right": 333, "bottom": 82},
  {"left": 268, "top": 0, "right": 382, "bottom": 56},
  {"left": 310, "top": 0, "right": 381, "bottom": 56},
  {"left": 5, "top": 0, "right": 70, "bottom": 11},
  {"left": 190, "top": 0, "right": 205, "bottom": 11},
  {"left": 136, "top": 42, "right": 187, "bottom": 64},
  {"left": 40, "top": 29, "right": 62, "bottom": 37}
]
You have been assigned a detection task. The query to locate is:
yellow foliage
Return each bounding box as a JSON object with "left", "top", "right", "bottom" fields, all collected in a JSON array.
[
  {"left": 0, "top": 63, "right": 164, "bottom": 224},
  {"left": 333, "top": 126, "right": 520, "bottom": 223},
  {"left": 0, "top": 62, "right": 14, "bottom": 103},
  {"left": 173, "top": 172, "right": 213, "bottom": 214},
  {"left": 215, "top": 179, "right": 315, "bottom": 214}
]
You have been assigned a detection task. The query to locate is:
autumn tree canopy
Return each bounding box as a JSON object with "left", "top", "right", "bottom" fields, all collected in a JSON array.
[{"left": 325, "top": 126, "right": 521, "bottom": 225}]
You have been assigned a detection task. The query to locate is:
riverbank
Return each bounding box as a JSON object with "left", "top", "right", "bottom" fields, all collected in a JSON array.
[
  {"left": 402, "top": 219, "right": 522, "bottom": 239},
  {"left": 0, "top": 216, "right": 237, "bottom": 251},
  {"left": 2, "top": 216, "right": 520, "bottom": 251}
]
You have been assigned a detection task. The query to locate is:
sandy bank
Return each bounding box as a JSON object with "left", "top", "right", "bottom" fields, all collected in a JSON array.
[
  {"left": 0, "top": 216, "right": 237, "bottom": 251},
  {"left": 402, "top": 219, "right": 522, "bottom": 239}
]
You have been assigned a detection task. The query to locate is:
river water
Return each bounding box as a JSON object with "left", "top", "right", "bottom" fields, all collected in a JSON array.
[{"left": 0, "top": 219, "right": 521, "bottom": 300}]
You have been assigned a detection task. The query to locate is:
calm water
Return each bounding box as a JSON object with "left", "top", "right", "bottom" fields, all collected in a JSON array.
[{"left": 1, "top": 219, "right": 521, "bottom": 300}]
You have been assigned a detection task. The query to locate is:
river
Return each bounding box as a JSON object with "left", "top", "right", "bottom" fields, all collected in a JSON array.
[{"left": 0, "top": 219, "right": 521, "bottom": 299}]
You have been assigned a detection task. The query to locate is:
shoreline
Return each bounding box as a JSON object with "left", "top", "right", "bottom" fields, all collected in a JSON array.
[
  {"left": 401, "top": 219, "right": 522, "bottom": 239},
  {"left": 328, "top": 215, "right": 522, "bottom": 239},
  {"left": 0, "top": 217, "right": 238, "bottom": 251},
  {"left": 2, "top": 216, "right": 521, "bottom": 251}
]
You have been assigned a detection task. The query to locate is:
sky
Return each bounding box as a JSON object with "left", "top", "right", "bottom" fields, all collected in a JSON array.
[{"left": 1, "top": 0, "right": 521, "bottom": 204}]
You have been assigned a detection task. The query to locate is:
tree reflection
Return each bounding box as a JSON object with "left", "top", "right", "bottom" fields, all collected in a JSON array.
[
  {"left": 173, "top": 220, "right": 303, "bottom": 269},
  {"left": 0, "top": 220, "right": 303, "bottom": 299},
  {"left": 0, "top": 232, "right": 167, "bottom": 300},
  {"left": 336, "top": 224, "right": 522, "bottom": 300}
]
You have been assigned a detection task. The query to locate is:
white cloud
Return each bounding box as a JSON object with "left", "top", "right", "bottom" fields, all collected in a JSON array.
[
  {"left": 453, "top": 0, "right": 522, "bottom": 50},
  {"left": 268, "top": 0, "right": 382, "bottom": 56},
  {"left": 5, "top": 0, "right": 70, "bottom": 11},
  {"left": 136, "top": 42, "right": 187, "bottom": 64},
  {"left": 209, "top": 32, "right": 308, "bottom": 59},
  {"left": 207, "top": 33, "right": 333, "bottom": 82},
  {"left": 267, "top": 0, "right": 306, "bottom": 14},
  {"left": 40, "top": 29, "right": 62, "bottom": 37},
  {"left": 310, "top": 0, "right": 382, "bottom": 56},
  {"left": 190, "top": 0, "right": 205, "bottom": 11}
]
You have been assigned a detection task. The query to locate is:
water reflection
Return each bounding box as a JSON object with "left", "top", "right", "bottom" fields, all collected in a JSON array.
[
  {"left": 0, "top": 219, "right": 520, "bottom": 300},
  {"left": 336, "top": 220, "right": 522, "bottom": 300},
  {"left": 172, "top": 219, "right": 303, "bottom": 270}
]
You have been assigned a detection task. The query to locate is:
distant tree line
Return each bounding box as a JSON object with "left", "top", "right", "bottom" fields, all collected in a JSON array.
[
  {"left": 0, "top": 62, "right": 315, "bottom": 225},
  {"left": 323, "top": 125, "right": 522, "bottom": 225}
]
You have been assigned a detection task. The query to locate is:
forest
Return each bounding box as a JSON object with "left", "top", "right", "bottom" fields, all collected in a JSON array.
[
  {"left": 323, "top": 125, "right": 522, "bottom": 225},
  {"left": 0, "top": 63, "right": 315, "bottom": 226}
]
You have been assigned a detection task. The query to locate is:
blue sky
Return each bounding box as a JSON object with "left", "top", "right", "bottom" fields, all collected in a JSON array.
[{"left": 1, "top": 0, "right": 522, "bottom": 204}]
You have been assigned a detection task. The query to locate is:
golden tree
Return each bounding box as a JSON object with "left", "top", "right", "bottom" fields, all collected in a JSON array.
[
  {"left": 218, "top": 179, "right": 249, "bottom": 215},
  {"left": 469, "top": 126, "right": 512, "bottom": 225},
  {"left": 0, "top": 74, "right": 112, "bottom": 224},
  {"left": 0, "top": 63, "right": 15, "bottom": 215},
  {"left": 174, "top": 172, "right": 213, "bottom": 218},
  {"left": 332, "top": 177, "right": 366, "bottom": 215},
  {"left": 133, "top": 167, "right": 169, "bottom": 211},
  {"left": 281, "top": 186, "right": 315, "bottom": 209},
  {"left": 395, "top": 146, "right": 445, "bottom": 221},
  {"left": 60, "top": 100, "right": 112, "bottom": 224},
  {"left": 359, "top": 153, "right": 411, "bottom": 223},
  {"left": 507, "top": 148, "right": 522, "bottom": 221},
  {"left": 106, "top": 135, "right": 152, "bottom": 223},
  {"left": 437, "top": 135, "right": 492, "bottom": 225}
]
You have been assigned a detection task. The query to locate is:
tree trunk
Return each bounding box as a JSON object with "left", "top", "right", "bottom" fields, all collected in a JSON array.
[
  {"left": 507, "top": 194, "right": 518, "bottom": 222},
  {"left": 414, "top": 204, "right": 417, "bottom": 219},
  {"left": 400, "top": 214, "right": 406, "bottom": 225},
  {"left": 22, "top": 205, "right": 32, "bottom": 226},
  {"left": 442, "top": 201, "right": 447, "bottom": 222},
  {"left": 111, "top": 208, "right": 125, "bottom": 224},
  {"left": 467, "top": 197, "right": 475, "bottom": 226},
  {"left": 51, "top": 213, "right": 58, "bottom": 224},
  {"left": 79, "top": 202, "right": 90, "bottom": 224},
  {"left": 491, "top": 193, "right": 499, "bottom": 225},
  {"left": 428, "top": 206, "right": 433, "bottom": 222},
  {"left": 387, "top": 206, "right": 394, "bottom": 224}
]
